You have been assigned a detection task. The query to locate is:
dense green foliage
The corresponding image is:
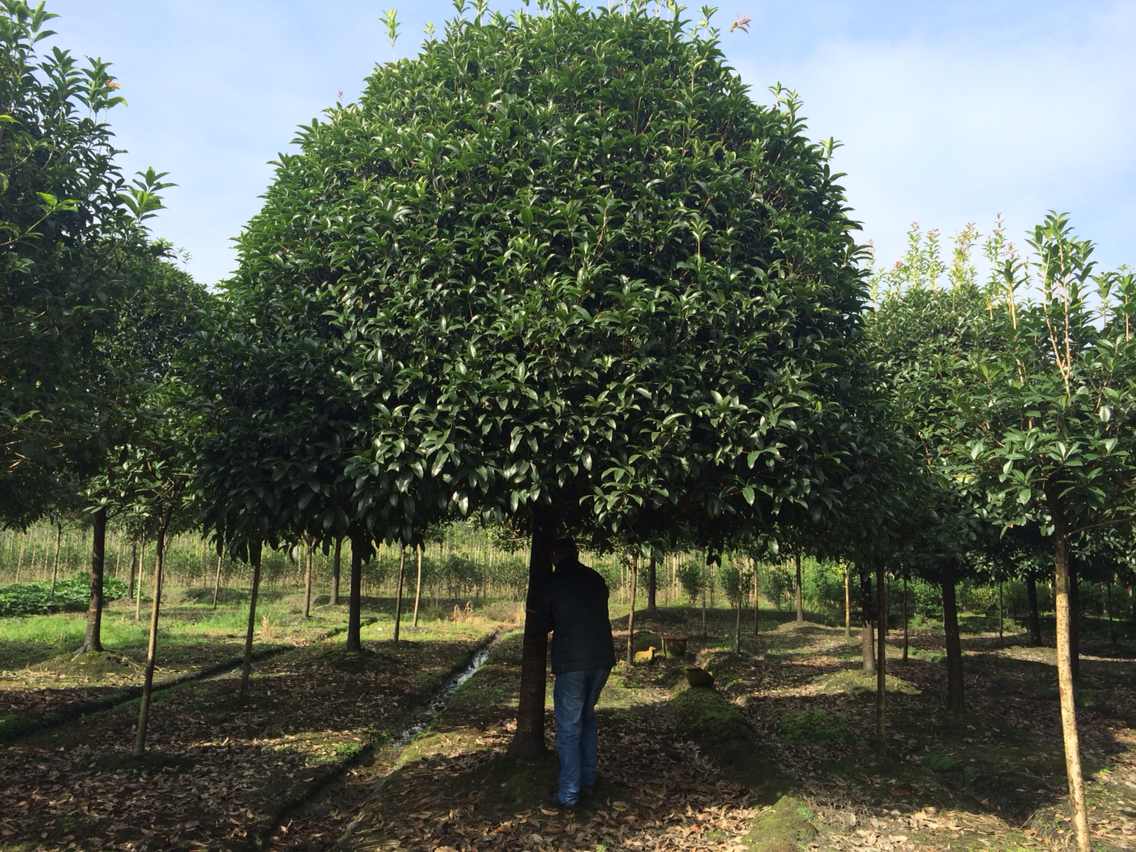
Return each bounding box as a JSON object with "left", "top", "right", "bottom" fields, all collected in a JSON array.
[{"left": 0, "top": 573, "right": 126, "bottom": 616}]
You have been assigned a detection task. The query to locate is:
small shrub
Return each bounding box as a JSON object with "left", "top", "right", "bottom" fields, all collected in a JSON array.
[{"left": 677, "top": 561, "right": 706, "bottom": 604}]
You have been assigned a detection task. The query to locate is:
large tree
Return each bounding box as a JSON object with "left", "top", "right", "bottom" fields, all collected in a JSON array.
[{"left": 239, "top": 2, "right": 872, "bottom": 757}]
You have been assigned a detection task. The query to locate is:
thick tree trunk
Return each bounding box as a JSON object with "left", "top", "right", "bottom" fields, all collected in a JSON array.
[
  {"left": 331, "top": 536, "right": 342, "bottom": 606},
  {"left": 49, "top": 522, "right": 62, "bottom": 597},
  {"left": 1047, "top": 486, "right": 1091, "bottom": 852},
  {"left": 844, "top": 565, "right": 852, "bottom": 640},
  {"left": 1027, "top": 575, "right": 1042, "bottom": 646},
  {"left": 134, "top": 519, "right": 170, "bottom": 756},
  {"left": 412, "top": 543, "right": 423, "bottom": 628},
  {"left": 902, "top": 575, "right": 909, "bottom": 662},
  {"left": 79, "top": 507, "right": 108, "bottom": 654},
  {"left": 627, "top": 554, "right": 639, "bottom": 664},
  {"left": 346, "top": 534, "right": 365, "bottom": 651},
  {"left": 508, "top": 510, "right": 556, "bottom": 760},
  {"left": 876, "top": 564, "right": 887, "bottom": 751},
  {"left": 647, "top": 552, "right": 657, "bottom": 615},
  {"left": 393, "top": 546, "right": 406, "bottom": 644},
  {"left": 238, "top": 541, "right": 263, "bottom": 700},
  {"left": 794, "top": 552, "right": 804, "bottom": 623},
  {"left": 303, "top": 541, "right": 314, "bottom": 618},
  {"left": 942, "top": 558, "right": 964, "bottom": 716}
]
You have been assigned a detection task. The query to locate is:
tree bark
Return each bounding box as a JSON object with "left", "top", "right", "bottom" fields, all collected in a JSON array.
[
  {"left": 794, "top": 552, "right": 804, "bottom": 623},
  {"left": 134, "top": 539, "right": 145, "bottom": 623},
  {"left": 860, "top": 567, "right": 875, "bottom": 674},
  {"left": 1047, "top": 485, "right": 1091, "bottom": 852},
  {"left": 998, "top": 581, "right": 1004, "bottom": 643},
  {"left": 346, "top": 533, "right": 365, "bottom": 652},
  {"left": 210, "top": 535, "right": 224, "bottom": 609},
  {"left": 79, "top": 507, "right": 108, "bottom": 653},
  {"left": 752, "top": 559, "right": 760, "bottom": 636},
  {"left": 412, "top": 542, "right": 423, "bottom": 628},
  {"left": 1069, "top": 566, "right": 1081, "bottom": 682},
  {"left": 1106, "top": 579, "right": 1117, "bottom": 646},
  {"left": 238, "top": 541, "right": 263, "bottom": 700},
  {"left": 902, "top": 574, "right": 909, "bottom": 662},
  {"left": 129, "top": 540, "right": 139, "bottom": 602},
  {"left": 942, "top": 558, "right": 964, "bottom": 716},
  {"left": 647, "top": 551, "right": 657, "bottom": 616},
  {"left": 844, "top": 565, "right": 852, "bottom": 640},
  {"left": 876, "top": 564, "right": 887, "bottom": 751},
  {"left": 626, "top": 554, "right": 639, "bottom": 664},
  {"left": 734, "top": 569, "right": 742, "bottom": 654},
  {"left": 1027, "top": 575, "right": 1042, "bottom": 646},
  {"left": 49, "top": 522, "right": 62, "bottom": 597},
  {"left": 331, "top": 536, "right": 342, "bottom": 606},
  {"left": 508, "top": 509, "right": 556, "bottom": 760},
  {"left": 303, "top": 540, "right": 314, "bottom": 618},
  {"left": 134, "top": 517, "right": 170, "bottom": 756},
  {"left": 393, "top": 545, "right": 406, "bottom": 644}
]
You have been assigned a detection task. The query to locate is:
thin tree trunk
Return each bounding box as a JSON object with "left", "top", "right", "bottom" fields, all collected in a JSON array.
[
  {"left": 303, "top": 540, "right": 314, "bottom": 618},
  {"left": 627, "top": 554, "right": 639, "bottom": 664},
  {"left": 79, "top": 507, "right": 108, "bottom": 654},
  {"left": 135, "top": 539, "right": 145, "bottom": 622},
  {"left": 701, "top": 575, "right": 708, "bottom": 638},
  {"left": 942, "top": 558, "right": 964, "bottom": 716},
  {"left": 860, "top": 567, "right": 875, "bottom": 674},
  {"left": 734, "top": 571, "right": 742, "bottom": 654},
  {"left": 1047, "top": 485, "right": 1091, "bottom": 852},
  {"left": 134, "top": 517, "right": 170, "bottom": 756},
  {"left": 998, "top": 581, "right": 1004, "bottom": 643},
  {"left": 238, "top": 541, "right": 263, "bottom": 700},
  {"left": 752, "top": 559, "right": 760, "bottom": 636},
  {"left": 647, "top": 552, "right": 657, "bottom": 616},
  {"left": 346, "top": 534, "right": 365, "bottom": 651},
  {"left": 795, "top": 552, "right": 804, "bottom": 623},
  {"left": 393, "top": 546, "right": 406, "bottom": 644},
  {"left": 876, "top": 564, "right": 887, "bottom": 752},
  {"left": 412, "top": 543, "right": 423, "bottom": 628},
  {"left": 1106, "top": 579, "right": 1117, "bottom": 646},
  {"left": 49, "top": 522, "right": 62, "bottom": 597},
  {"left": 331, "top": 536, "right": 342, "bottom": 606},
  {"left": 902, "top": 574, "right": 909, "bottom": 662},
  {"left": 128, "top": 540, "right": 139, "bottom": 602},
  {"left": 1027, "top": 575, "right": 1042, "bottom": 646},
  {"left": 508, "top": 509, "right": 556, "bottom": 760},
  {"left": 844, "top": 565, "right": 852, "bottom": 640},
  {"left": 210, "top": 536, "right": 224, "bottom": 609}
]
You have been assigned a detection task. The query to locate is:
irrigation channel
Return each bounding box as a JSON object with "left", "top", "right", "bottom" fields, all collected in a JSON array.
[{"left": 257, "top": 631, "right": 503, "bottom": 849}]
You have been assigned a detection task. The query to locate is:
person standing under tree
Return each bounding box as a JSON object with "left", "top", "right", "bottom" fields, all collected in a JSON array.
[{"left": 544, "top": 537, "right": 617, "bottom": 809}]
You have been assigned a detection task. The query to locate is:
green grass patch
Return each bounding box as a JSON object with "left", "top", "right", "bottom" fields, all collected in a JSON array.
[
  {"left": 776, "top": 709, "right": 852, "bottom": 745},
  {"left": 811, "top": 669, "right": 921, "bottom": 696},
  {"left": 744, "top": 795, "right": 819, "bottom": 851}
]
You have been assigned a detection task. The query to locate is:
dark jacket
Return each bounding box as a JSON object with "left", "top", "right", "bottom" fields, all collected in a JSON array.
[{"left": 543, "top": 561, "right": 616, "bottom": 674}]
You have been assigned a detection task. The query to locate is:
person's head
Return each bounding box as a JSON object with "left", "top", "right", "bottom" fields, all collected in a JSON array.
[{"left": 551, "top": 537, "right": 579, "bottom": 570}]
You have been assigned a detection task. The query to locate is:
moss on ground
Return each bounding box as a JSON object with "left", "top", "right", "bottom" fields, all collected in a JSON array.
[
  {"left": 811, "top": 668, "right": 921, "bottom": 696},
  {"left": 743, "top": 795, "right": 818, "bottom": 851},
  {"left": 777, "top": 708, "right": 852, "bottom": 744}
]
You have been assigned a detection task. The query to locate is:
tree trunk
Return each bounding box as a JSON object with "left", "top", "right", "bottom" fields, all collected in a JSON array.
[
  {"left": 860, "top": 567, "right": 875, "bottom": 674},
  {"left": 128, "top": 540, "right": 139, "bottom": 602},
  {"left": 794, "top": 552, "right": 804, "bottom": 623},
  {"left": 1106, "top": 579, "right": 1117, "bottom": 646},
  {"left": 1069, "top": 567, "right": 1081, "bottom": 682},
  {"left": 647, "top": 552, "right": 657, "bottom": 616},
  {"left": 701, "top": 575, "right": 708, "bottom": 638},
  {"left": 1027, "top": 575, "right": 1042, "bottom": 646},
  {"left": 734, "top": 572, "right": 742, "bottom": 654},
  {"left": 626, "top": 554, "right": 639, "bottom": 664},
  {"left": 844, "top": 565, "right": 852, "bottom": 640},
  {"left": 876, "top": 564, "right": 887, "bottom": 751},
  {"left": 393, "top": 546, "right": 406, "bottom": 644},
  {"left": 133, "top": 518, "right": 170, "bottom": 756},
  {"left": 79, "top": 507, "right": 108, "bottom": 654},
  {"left": 346, "top": 534, "right": 365, "bottom": 651},
  {"left": 902, "top": 574, "right": 909, "bottom": 662},
  {"left": 238, "top": 541, "right": 263, "bottom": 700},
  {"left": 752, "top": 559, "right": 760, "bottom": 636},
  {"left": 412, "top": 542, "right": 424, "bottom": 628},
  {"left": 942, "top": 558, "right": 964, "bottom": 716},
  {"left": 49, "top": 522, "right": 62, "bottom": 597},
  {"left": 998, "top": 581, "right": 1004, "bottom": 643},
  {"left": 1047, "top": 486, "right": 1091, "bottom": 852},
  {"left": 210, "top": 536, "right": 224, "bottom": 609},
  {"left": 331, "top": 536, "right": 342, "bottom": 606},
  {"left": 508, "top": 509, "right": 556, "bottom": 760},
  {"left": 303, "top": 540, "right": 314, "bottom": 618},
  {"left": 135, "top": 539, "right": 145, "bottom": 622}
]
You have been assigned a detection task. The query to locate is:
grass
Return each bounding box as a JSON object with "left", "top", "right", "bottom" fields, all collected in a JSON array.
[{"left": 810, "top": 668, "right": 922, "bottom": 696}]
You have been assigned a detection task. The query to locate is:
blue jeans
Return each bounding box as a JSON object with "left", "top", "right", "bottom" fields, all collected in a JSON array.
[{"left": 553, "top": 667, "right": 610, "bottom": 806}]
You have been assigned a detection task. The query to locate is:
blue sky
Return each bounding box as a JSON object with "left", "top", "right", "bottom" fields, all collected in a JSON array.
[{"left": 49, "top": 0, "right": 1135, "bottom": 286}]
